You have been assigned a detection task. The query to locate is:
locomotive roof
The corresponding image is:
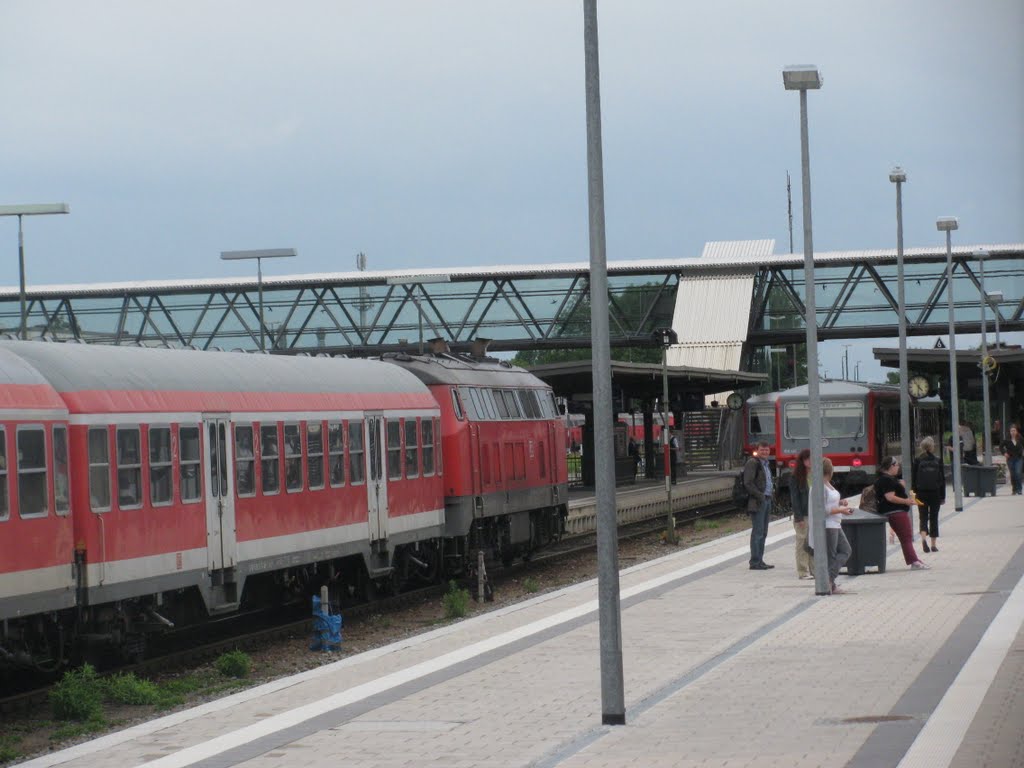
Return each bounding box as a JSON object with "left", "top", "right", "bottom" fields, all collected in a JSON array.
[
  {"left": 745, "top": 391, "right": 781, "bottom": 405},
  {"left": 777, "top": 381, "right": 898, "bottom": 400},
  {"left": 0, "top": 346, "right": 68, "bottom": 413},
  {"left": 379, "top": 353, "right": 550, "bottom": 389},
  {"left": 0, "top": 341, "right": 434, "bottom": 413}
]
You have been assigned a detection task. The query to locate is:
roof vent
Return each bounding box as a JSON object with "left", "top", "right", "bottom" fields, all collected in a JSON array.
[
  {"left": 427, "top": 338, "right": 450, "bottom": 355},
  {"left": 470, "top": 338, "right": 492, "bottom": 359}
]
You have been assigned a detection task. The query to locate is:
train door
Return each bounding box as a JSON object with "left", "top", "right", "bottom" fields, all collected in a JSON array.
[
  {"left": 365, "top": 413, "right": 388, "bottom": 542},
  {"left": 469, "top": 423, "right": 482, "bottom": 494},
  {"left": 203, "top": 415, "right": 237, "bottom": 571}
]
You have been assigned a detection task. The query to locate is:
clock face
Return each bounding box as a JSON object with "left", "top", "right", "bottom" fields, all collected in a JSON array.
[
  {"left": 909, "top": 376, "right": 930, "bottom": 398},
  {"left": 727, "top": 393, "right": 744, "bottom": 411}
]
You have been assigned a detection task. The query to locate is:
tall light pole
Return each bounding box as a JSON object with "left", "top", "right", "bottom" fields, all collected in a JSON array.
[
  {"left": 385, "top": 274, "right": 451, "bottom": 354},
  {"left": 937, "top": 217, "right": 963, "bottom": 511},
  {"left": 890, "top": 168, "right": 913, "bottom": 476},
  {"left": 583, "top": 0, "right": 624, "bottom": 726},
  {"left": 220, "top": 248, "right": 297, "bottom": 352},
  {"left": 0, "top": 203, "right": 70, "bottom": 340},
  {"left": 657, "top": 328, "right": 678, "bottom": 543},
  {"left": 974, "top": 249, "right": 993, "bottom": 466},
  {"left": 783, "top": 65, "right": 829, "bottom": 597}
]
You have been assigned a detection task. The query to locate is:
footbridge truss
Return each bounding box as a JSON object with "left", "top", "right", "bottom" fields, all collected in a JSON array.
[{"left": 2, "top": 242, "right": 1022, "bottom": 362}]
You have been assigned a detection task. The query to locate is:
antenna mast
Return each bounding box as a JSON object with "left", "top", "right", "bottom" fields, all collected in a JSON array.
[{"left": 786, "top": 171, "right": 794, "bottom": 254}]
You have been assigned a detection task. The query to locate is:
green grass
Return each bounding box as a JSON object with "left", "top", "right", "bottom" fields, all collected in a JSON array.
[
  {"left": 215, "top": 650, "right": 252, "bottom": 679},
  {"left": 49, "top": 714, "right": 108, "bottom": 742},
  {"left": 442, "top": 580, "right": 471, "bottom": 619},
  {"left": 0, "top": 733, "right": 21, "bottom": 763},
  {"left": 523, "top": 577, "right": 540, "bottom": 593},
  {"left": 104, "top": 672, "right": 161, "bottom": 705},
  {"left": 694, "top": 519, "right": 721, "bottom": 532},
  {"left": 49, "top": 664, "right": 104, "bottom": 721}
]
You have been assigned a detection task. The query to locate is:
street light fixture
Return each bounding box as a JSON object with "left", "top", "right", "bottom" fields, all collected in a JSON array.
[
  {"left": 220, "top": 248, "right": 297, "bottom": 352},
  {"left": 973, "top": 249, "right": 993, "bottom": 466},
  {"left": 385, "top": 274, "right": 451, "bottom": 354},
  {"left": 783, "top": 64, "right": 829, "bottom": 596},
  {"left": 937, "top": 217, "right": 963, "bottom": 511},
  {"left": 0, "top": 203, "right": 70, "bottom": 340},
  {"left": 987, "top": 290, "right": 1004, "bottom": 348},
  {"left": 889, "top": 167, "right": 912, "bottom": 476}
]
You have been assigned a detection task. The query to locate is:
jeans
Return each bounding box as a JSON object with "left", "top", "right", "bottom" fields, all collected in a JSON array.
[
  {"left": 1009, "top": 457, "right": 1023, "bottom": 494},
  {"left": 750, "top": 495, "right": 770, "bottom": 565},
  {"left": 826, "top": 527, "right": 852, "bottom": 584}
]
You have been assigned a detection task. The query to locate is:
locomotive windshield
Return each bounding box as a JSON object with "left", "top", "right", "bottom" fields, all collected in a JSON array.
[
  {"left": 784, "top": 401, "right": 864, "bottom": 439},
  {"left": 748, "top": 405, "right": 775, "bottom": 438}
]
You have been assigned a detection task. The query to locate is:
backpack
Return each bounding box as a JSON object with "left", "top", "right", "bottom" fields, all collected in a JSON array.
[
  {"left": 916, "top": 454, "right": 944, "bottom": 491},
  {"left": 731, "top": 459, "right": 762, "bottom": 510}
]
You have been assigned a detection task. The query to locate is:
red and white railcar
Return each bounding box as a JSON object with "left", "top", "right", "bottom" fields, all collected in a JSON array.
[
  {"left": 0, "top": 346, "right": 75, "bottom": 665},
  {"left": 381, "top": 352, "right": 568, "bottom": 567},
  {"left": 2, "top": 341, "right": 443, "bottom": 652}
]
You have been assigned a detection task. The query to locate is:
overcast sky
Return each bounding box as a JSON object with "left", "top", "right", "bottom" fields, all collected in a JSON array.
[{"left": 2, "top": 1, "right": 1021, "bottom": 377}]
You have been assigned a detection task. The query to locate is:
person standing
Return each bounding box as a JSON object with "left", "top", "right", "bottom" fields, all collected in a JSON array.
[
  {"left": 959, "top": 421, "right": 978, "bottom": 465},
  {"left": 873, "top": 456, "right": 929, "bottom": 570},
  {"left": 669, "top": 431, "right": 680, "bottom": 484},
  {"left": 1002, "top": 424, "right": 1023, "bottom": 495},
  {"left": 822, "top": 458, "right": 853, "bottom": 594},
  {"left": 788, "top": 448, "right": 814, "bottom": 579},
  {"left": 744, "top": 440, "right": 774, "bottom": 570},
  {"left": 912, "top": 437, "right": 945, "bottom": 553}
]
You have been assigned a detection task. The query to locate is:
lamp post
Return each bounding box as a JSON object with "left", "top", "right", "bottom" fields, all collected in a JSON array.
[
  {"left": 385, "top": 274, "right": 451, "bottom": 354},
  {"left": 656, "top": 327, "right": 679, "bottom": 544},
  {"left": 937, "top": 217, "right": 963, "bottom": 511},
  {"left": 220, "top": 249, "right": 297, "bottom": 352},
  {"left": 974, "top": 249, "right": 993, "bottom": 466},
  {"left": 0, "top": 203, "right": 70, "bottom": 340},
  {"left": 890, "top": 167, "right": 913, "bottom": 475},
  {"left": 783, "top": 65, "right": 829, "bottom": 597}
]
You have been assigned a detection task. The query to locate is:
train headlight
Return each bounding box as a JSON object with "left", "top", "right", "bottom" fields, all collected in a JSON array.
[{"left": 851, "top": 457, "right": 863, "bottom": 467}]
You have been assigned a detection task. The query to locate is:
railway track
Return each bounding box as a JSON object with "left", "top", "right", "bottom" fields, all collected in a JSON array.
[{"left": 0, "top": 495, "right": 745, "bottom": 716}]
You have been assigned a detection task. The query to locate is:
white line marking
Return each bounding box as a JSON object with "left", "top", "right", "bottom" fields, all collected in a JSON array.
[{"left": 896, "top": 568, "right": 1024, "bottom": 768}]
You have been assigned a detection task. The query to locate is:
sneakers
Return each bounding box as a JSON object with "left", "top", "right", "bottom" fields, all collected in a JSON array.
[{"left": 911, "top": 561, "right": 930, "bottom": 570}]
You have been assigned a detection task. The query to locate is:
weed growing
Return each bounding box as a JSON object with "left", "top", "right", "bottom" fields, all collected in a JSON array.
[
  {"left": 442, "top": 580, "right": 471, "bottom": 619},
  {"left": 523, "top": 577, "right": 540, "bottom": 593},
  {"left": 215, "top": 650, "right": 252, "bottom": 679},
  {"left": 104, "top": 673, "right": 161, "bottom": 705},
  {"left": 695, "top": 519, "right": 720, "bottom": 531},
  {"left": 49, "top": 664, "right": 104, "bottom": 721}
]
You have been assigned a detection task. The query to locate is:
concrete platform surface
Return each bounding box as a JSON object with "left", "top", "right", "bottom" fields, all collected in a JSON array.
[{"left": 18, "top": 493, "right": 1024, "bottom": 768}]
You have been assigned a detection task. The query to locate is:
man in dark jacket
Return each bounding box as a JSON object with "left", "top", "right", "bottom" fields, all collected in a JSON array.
[{"left": 744, "top": 441, "right": 774, "bottom": 570}]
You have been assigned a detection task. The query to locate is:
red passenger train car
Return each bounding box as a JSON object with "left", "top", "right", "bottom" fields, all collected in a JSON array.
[{"left": 0, "top": 341, "right": 568, "bottom": 670}]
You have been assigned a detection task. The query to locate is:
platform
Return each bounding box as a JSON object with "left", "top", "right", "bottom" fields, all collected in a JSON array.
[{"left": 18, "top": 493, "right": 1023, "bottom": 768}]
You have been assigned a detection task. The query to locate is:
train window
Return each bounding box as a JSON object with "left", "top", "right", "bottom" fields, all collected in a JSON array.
[
  {"left": 404, "top": 418, "right": 419, "bottom": 478},
  {"left": 328, "top": 422, "right": 345, "bottom": 487},
  {"left": 387, "top": 420, "right": 402, "bottom": 480},
  {"left": 451, "top": 389, "right": 465, "bottom": 420},
  {"left": 307, "top": 422, "right": 324, "bottom": 490},
  {"left": 284, "top": 424, "right": 303, "bottom": 492},
  {"left": 748, "top": 406, "right": 775, "bottom": 438},
  {"left": 0, "top": 427, "right": 7, "bottom": 520},
  {"left": 821, "top": 402, "right": 865, "bottom": 438},
  {"left": 502, "top": 390, "right": 523, "bottom": 419},
  {"left": 179, "top": 426, "right": 202, "bottom": 502},
  {"left": 348, "top": 421, "right": 365, "bottom": 485},
  {"left": 492, "top": 389, "right": 510, "bottom": 419},
  {"left": 17, "top": 426, "right": 48, "bottom": 517},
  {"left": 88, "top": 427, "right": 111, "bottom": 511},
  {"left": 149, "top": 426, "right": 173, "bottom": 506},
  {"left": 546, "top": 391, "right": 559, "bottom": 418},
  {"left": 116, "top": 427, "right": 142, "bottom": 509},
  {"left": 260, "top": 425, "right": 280, "bottom": 495},
  {"left": 466, "top": 387, "right": 483, "bottom": 420},
  {"left": 53, "top": 426, "right": 70, "bottom": 516},
  {"left": 519, "top": 390, "right": 541, "bottom": 419},
  {"left": 421, "top": 419, "right": 435, "bottom": 477},
  {"left": 234, "top": 425, "right": 255, "bottom": 498}
]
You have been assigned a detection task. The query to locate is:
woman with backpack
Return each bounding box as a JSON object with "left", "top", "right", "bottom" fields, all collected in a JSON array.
[{"left": 912, "top": 436, "right": 945, "bottom": 553}]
